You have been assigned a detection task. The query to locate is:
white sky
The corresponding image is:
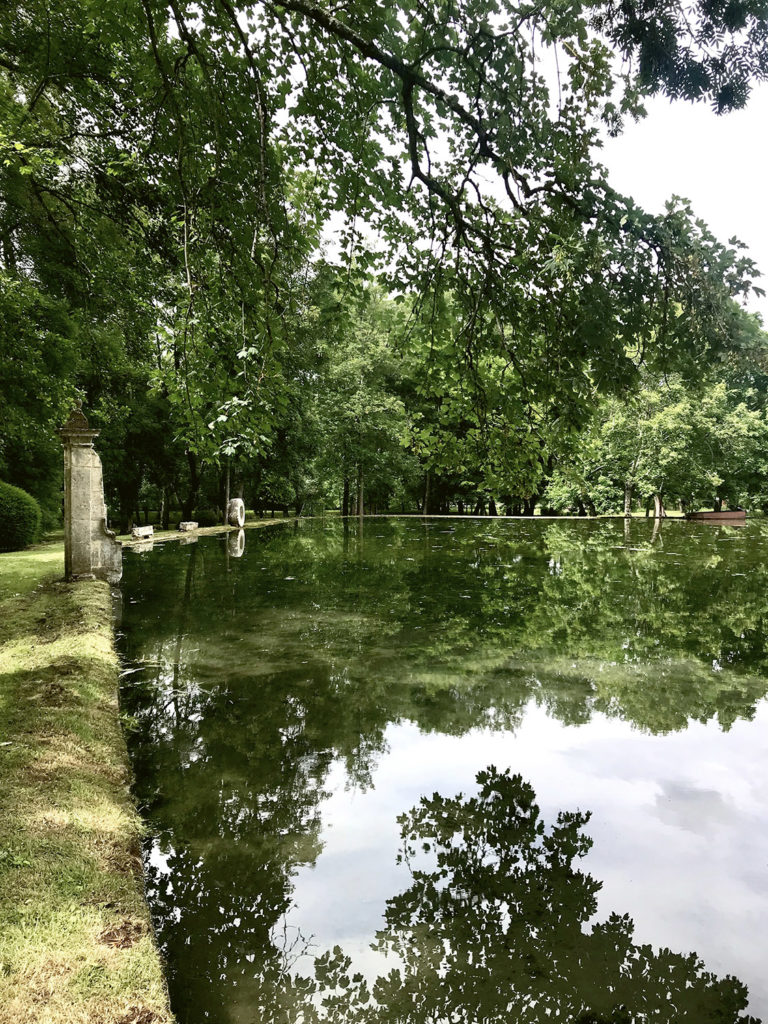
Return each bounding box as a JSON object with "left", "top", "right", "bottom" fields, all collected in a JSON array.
[{"left": 601, "top": 83, "right": 768, "bottom": 324}]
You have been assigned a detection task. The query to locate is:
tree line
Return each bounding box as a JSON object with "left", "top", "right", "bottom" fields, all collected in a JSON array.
[{"left": 5, "top": 263, "right": 768, "bottom": 529}]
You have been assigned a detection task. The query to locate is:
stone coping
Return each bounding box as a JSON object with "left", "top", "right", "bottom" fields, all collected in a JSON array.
[{"left": 119, "top": 518, "right": 292, "bottom": 547}]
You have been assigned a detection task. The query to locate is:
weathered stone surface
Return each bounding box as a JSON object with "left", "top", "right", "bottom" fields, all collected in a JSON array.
[
  {"left": 227, "top": 529, "right": 245, "bottom": 558},
  {"left": 131, "top": 524, "right": 154, "bottom": 540},
  {"left": 227, "top": 498, "right": 245, "bottom": 528},
  {"left": 179, "top": 521, "right": 198, "bottom": 532},
  {"left": 60, "top": 404, "right": 122, "bottom": 584}
]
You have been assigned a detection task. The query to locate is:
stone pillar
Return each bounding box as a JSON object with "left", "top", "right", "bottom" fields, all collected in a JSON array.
[{"left": 60, "top": 404, "right": 122, "bottom": 583}]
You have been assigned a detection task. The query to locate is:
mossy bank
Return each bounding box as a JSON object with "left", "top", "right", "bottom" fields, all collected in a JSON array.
[{"left": 0, "top": 543, "right": 173, "bottom": 1024}]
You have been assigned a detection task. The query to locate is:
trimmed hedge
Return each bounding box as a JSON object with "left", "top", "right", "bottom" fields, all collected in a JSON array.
[{"left": 0, "top": 481, "right": 42, "bottom": 552}]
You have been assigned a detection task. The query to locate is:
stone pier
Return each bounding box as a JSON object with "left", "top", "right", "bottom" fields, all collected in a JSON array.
[{"left": 60, "top": 404, "right": 122, "bottom": 583}]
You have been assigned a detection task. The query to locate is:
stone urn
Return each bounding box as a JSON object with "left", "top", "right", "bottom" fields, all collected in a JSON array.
[{"left": 227, "top": 498, "right": 245, "bottom": 527}]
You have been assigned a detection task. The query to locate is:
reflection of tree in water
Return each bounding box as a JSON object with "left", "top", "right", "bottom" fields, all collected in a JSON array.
[
  {"left": 138, "top": 691, "right": 333, "bottom": 1023},
  {"left": 122, "top": 520, "right": 768, "bottom": 746},
  {"left": 293, "top": 769, "right": 759, "bottom": 1024}
]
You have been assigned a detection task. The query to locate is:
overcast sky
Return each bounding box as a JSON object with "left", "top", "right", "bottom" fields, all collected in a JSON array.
[{"left": 601, "top": 83, "right": 768, "bottom": 325}]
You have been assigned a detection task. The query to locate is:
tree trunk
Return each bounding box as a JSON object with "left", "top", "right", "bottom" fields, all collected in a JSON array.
[
  {"left": 357, "top": 464, "right": 364, "bottom": 517},
  {"left": 623, "top": 482, "right": 633, "bottom": 518},
  {"left": 160, "top": 488, "right": 170, "bottom": 530},
  {"left": 223, "top": 460, "right": 231, "bottom": 525},
  {"left": 423, "top": 470, "right": 430, "bottom": 516},
  {"left": 342, "top": 476, "right": 350, "bottom": 517},
  {"left": 457, "top": 500, "right": 464, "bottom": 515},
  {"left": 181, "top": 451, "right": 200, "bottom": 520},
  {"left": 523, "top": 496, "right": 537, "bottom": 516},
  {"left": 714, "top": 496, "right": 722, "bottom": 512},
  {"left": 488, "top": 498, "right": 498, "bottom": 516},
  {"left": 653, "top": 492, "right": 665, "bottom": 519}
]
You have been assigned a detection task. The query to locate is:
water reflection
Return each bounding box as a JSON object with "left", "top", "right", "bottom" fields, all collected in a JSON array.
[
  {"left": 118, "top": 519, "right": 768, "bottom": 1021},
  {"left": 122, "top": 519, "right": 768, "bottom": 739},
  {"left": 227, "top": 528, "right": 246, "bottom": 558},
  {"left": 145, "top": 769, "right": 760, "bottom": 1023},
  {"left": 290, "top": 768, "right": 759, "bottom": 1024}
]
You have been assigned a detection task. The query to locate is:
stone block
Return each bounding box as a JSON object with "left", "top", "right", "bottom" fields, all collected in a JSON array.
[
  {"left": 227, "top": 498, "right": 245, "bottom": 527},
  {"left": 131, "top": 525, "right": 154, "bottom": 539}
]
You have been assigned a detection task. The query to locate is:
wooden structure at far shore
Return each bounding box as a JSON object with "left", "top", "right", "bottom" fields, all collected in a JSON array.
[{"left": 685, "top": 509, "right": 747, "bottom": 523}]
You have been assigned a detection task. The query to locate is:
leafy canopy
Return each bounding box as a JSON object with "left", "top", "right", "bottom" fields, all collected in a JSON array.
[{"left": 1, "top": 0, "right": 767, "bottom": 501}]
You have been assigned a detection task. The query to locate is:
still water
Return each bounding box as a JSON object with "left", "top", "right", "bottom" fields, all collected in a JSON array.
[{"left": 118, "top": 518, "right": 768, "bottom": 1023}]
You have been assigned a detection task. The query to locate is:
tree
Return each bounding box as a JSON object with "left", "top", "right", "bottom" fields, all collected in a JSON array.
[
  {"left": 2, "top": 0, "right": 766, "bottom": 510},
  {"left": 546, "top": 345, "right": 768, "bottom": 518},
  {"left": 316, "top": 282, "right": 414, "bottom": 516}
]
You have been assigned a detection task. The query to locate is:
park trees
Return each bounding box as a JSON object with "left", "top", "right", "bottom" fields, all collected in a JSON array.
[
  {"left": 1, "top": 0, "right": 768, "bottom": 516},
  {"left": 545, "top": 363, "right": 768, "bottom": 517},
  {"left": 315, "top": 283, "right": 414, "bottom": 516}
]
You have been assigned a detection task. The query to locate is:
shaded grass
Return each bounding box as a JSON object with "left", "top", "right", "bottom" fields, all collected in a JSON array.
[
  {"left": 0, "top": 544, "right": 173, "bottom": 1024},
  {"left": 0, "top": 542, "right": 65, "bottom": 601}
]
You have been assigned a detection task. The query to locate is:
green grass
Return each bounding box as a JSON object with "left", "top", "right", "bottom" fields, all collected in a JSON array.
[
  {"left": 0, "top": 542, "right": 66, "bottom": 601},
  {"left": 0, "top": 542, "right": 173, "bottom": 1024}
]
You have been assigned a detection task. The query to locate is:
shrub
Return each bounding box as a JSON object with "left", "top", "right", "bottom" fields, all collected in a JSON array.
[
  {"left": 0, "top": 481, "right": 43, "bottom": 552},
  {"left": 192, "top": 508, "right": 221, "bottom": 528}
]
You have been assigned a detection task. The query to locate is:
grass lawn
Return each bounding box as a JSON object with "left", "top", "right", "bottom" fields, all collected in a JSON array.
[{"left": 0, "top": 541, "right": 173, "bottom": 1024}]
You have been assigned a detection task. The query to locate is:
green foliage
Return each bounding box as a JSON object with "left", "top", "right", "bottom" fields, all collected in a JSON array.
[
  {"left": 0, "top": 481, "right": 42, "bottom": 552},
  {"left": 547, "top": 348, "right": 768, "bottom": 516},
  {"left": 1, "top": 0, "right": 768, "bottom": 518},
  {"left": 194, "top": 509, "right": 221, "bottom": 528}
]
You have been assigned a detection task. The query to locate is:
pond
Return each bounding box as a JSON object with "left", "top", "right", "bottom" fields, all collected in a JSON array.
[{"left": 117, "top": 518, "right": 768, "bottom": 1023}]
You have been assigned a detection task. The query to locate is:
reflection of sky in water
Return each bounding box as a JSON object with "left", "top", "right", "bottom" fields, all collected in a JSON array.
[{"left": 286, "top": 702, "right": 768, "bottom": 1017}]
